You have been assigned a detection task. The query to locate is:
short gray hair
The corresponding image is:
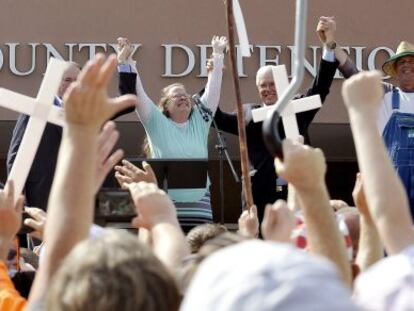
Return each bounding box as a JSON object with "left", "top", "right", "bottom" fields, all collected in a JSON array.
[{"left": 256, "top": 65, "right": 278, "bottom": 86}]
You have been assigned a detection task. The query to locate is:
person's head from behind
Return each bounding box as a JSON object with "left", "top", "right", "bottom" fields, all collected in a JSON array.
[
  {"left": 179, "top": 232, "right": 246, "bottom": 294},
  {"left": 330, "top": 199, "right": 349, "bottom": 211},
  {"left": 354, "top": 246, "right": 414, "bottom": 310},
  {"left": 58, "top": 62, "right": 81, "bottom": 99},
  {"left": 46, "top": 229, "right": 180, "bottom": 311},
  {"left": 182, "top": 240, "right": 358, "bottom": 311},
  {"left": 186, "top": 223, "right": 228, "bottom": 254},
  {"left": 256, "top": 65, "right": 278, "bottom": 106},
  {"left": 335, "top": 207, "right": 360, "bottom": 260},
  {"left": 159, "top": 83, "right": 193, "bottom": 123}
]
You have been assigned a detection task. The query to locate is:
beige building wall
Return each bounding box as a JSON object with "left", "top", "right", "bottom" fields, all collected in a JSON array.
[{"left": 0, "top": 0, "right": 411, "bottom": 123}]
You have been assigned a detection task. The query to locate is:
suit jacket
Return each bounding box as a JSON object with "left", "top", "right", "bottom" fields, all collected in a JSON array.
[
  {"left": 6, "top": 98, "right": 63, "bottom": 210},
  {"left": 214, "top": 59, "right": 339, "bottom": 220}
]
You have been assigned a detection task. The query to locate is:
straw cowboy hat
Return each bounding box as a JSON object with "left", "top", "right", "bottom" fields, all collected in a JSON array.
[{"left": 382, "top": 41, "right": 414, "bottom": 77}]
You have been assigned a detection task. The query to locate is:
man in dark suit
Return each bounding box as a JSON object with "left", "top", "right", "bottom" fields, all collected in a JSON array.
[
  {"left": 214, "top": 17, "right": 344, "bottom": 221},
  {"left": 6, "top": 62, "right": 81, "bottom": 211}
]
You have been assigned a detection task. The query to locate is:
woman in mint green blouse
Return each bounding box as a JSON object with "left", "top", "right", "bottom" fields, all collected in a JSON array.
[{"left": 116, "top": 36, "right": 227, "bottom": 231}]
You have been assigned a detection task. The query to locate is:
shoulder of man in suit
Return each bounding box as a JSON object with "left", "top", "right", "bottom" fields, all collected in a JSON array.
[
  {"left": 241, "top": 103, "right": 261, "bottom": 113},
  {"left": 242, "top": 103, "right": 262, "bottom": 123}
]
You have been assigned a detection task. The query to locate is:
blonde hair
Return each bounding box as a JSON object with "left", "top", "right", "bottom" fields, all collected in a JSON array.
[
  {"left": 142, "top": 83, "right": 189, "bottom": 158},
  {"left": 158, "top": 83, "right": 186, "bottom": 117},
  {"left": 46, "top": 229, "right": 180, "bottom": 311},
  {"left": 186, "top": 223, "right": 228, "bottom": 254},
  {"left": 142, "top": 137, "right": 152, "bottom": 158},
  {"left": 178, "top": 232, "right": 246, "bottom": 293}
]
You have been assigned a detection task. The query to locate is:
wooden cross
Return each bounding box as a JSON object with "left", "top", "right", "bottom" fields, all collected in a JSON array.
[
  {"left": 226, "top": 0, "right": 254, "bottom": 207},
  {"left": 251, "top": 65, "right": 321, "bottom": 139},
  {"left": 0, "top": 58, "right": 69, "bottom": 202}
]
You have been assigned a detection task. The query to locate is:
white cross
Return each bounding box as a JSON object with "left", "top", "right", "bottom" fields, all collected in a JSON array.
[
  {"left": 0, "top": 58, "right": 69, "bottom": 202},
  {"left": 251, "top": 65, "right": 321, "bottom": 138}
]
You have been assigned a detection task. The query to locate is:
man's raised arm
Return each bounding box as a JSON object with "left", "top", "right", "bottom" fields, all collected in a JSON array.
[
  {"left": 342, "top": 71, "right": 414, "bottom": 255},
  {"left": 275, "top": 140, "right": 352, "bottom": 286},
  {"left": 28, "top": 54, "right": 136, "bottom": 303}
]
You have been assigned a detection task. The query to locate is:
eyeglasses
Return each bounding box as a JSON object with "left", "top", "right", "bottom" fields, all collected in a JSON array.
[{"left": 170, "top": 94, "right": 190, "bottom": 100}]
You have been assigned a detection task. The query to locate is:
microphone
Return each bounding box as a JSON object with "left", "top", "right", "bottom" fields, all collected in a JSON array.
[{"left": 192, "top": 94, "right": 211, "bottom": 122}]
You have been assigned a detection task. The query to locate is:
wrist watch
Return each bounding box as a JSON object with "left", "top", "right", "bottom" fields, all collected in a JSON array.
[{"left": 326, "top": 41, "right": 337, "bottom": 50}]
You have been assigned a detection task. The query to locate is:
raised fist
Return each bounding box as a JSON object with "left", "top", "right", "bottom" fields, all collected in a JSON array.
[
  {"left": 316, "top": 16, "right": 336, "bottom": 46},
  {"left": 117, "top": 37, "right": 134, "bottom": 64},
  {"left": 211, "top": 35, "right": 228, "bottom": 55},
  {"left": 342, "top": 70, "right": 384, "bottom": 114}
]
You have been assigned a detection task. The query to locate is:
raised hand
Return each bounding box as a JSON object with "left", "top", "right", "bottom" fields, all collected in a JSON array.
[
  {"left": 261, "top": 200, "right": 295, "bottom": 243},
  {"left": 128, "top": 182, "right": 188, "bottom": 272},
  {"left": 342, "top": 70, "right": 384, "bottom": 114},
  {"left": 212, "top": 35, "right": 228, "bottom": 55},
  {"left": 352, "top": 173, "right": 370, "bottom": 218},
  {"left": 63, "top": 54, "right": 137, "bottom": 131},
  {"left": 275, "top": 139, "right": 326, "bottom": 192},
  {"left": 128, "top": 182, "right": 177, "bottom": 229},
  {"left": 116, "top": 37, "right": 134, "bottom": 64},
  {"left": 95, "top": 121, "right": 124, "bottom": 192},
  {"left": 238, "top": 205, "right": 259, "bottom": 238},
  {"left": 24, "top": 207, "right": 46, "bottom": 241},
  {"left": 275, "top": 139, "right": 351, "bottom": 284},
  {"left": 115, "top": 160, "right": 157, "bottom": 190},
  {"left": 0, "top": 180, "right": 24, "bottom": 261},
  {"left": 316, "top": 16, "right": 336, "bottom": 46}
]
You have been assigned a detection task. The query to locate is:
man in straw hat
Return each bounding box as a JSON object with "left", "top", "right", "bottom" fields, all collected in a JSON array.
[
  {"left": 379, "top": 41, "right": 414, "bottom": 220},
  {"left": 340, "top": 41, "right": 414, "bottom": 220}
]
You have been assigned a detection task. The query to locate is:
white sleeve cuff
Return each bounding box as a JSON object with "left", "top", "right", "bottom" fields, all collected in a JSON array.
[
  {"left": 212, "top": 52, "right": 225, "bottom": 59},
  {"left": 118, "top": 62, "right": 138, "bottom": 74},
  {"left": 322, "top": 48, "right": 335, "bottom": 62}
]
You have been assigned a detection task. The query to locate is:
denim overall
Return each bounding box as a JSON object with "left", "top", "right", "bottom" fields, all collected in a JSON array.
[{"left": 382, "top": 88, "right": 414, "bottom": 220}]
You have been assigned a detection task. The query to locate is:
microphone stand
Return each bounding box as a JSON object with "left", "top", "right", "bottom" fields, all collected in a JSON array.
[{"left": 193, "top": 95, "right": 240, "bottom": 224}]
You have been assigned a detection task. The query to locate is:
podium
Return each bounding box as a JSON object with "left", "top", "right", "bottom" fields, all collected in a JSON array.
[
  {"left": 96, "top": 158, "right": 209, "bottom": 226},
  {"left": 126, "top": 158, "right": 209, "bottom": 191}
]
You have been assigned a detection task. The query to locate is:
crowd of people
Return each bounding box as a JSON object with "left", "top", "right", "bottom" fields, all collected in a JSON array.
[{"left": 1, "top": 13, "right": 414, "bottom": 311}]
